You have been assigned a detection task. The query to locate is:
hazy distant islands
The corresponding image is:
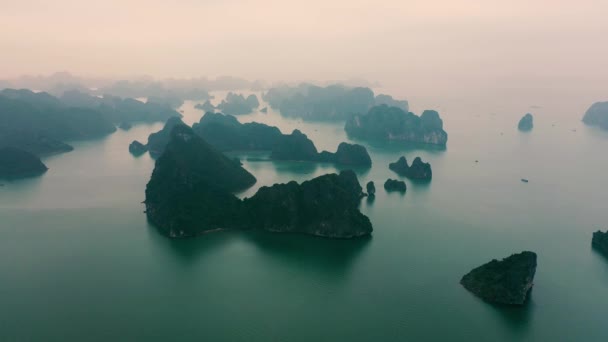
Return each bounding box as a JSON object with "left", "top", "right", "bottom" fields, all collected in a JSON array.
[
  {"left": 263, "top": 83, "right": 408, "bottom": 121},
  {"left": 0, "top": 88, "right": 179, "bottom": 157},
  {"left": 144, "top": 124, "right": 372, "bottom": 239},
  {"left": 345, "top": 105, "right": 448, "bottom": 147}
]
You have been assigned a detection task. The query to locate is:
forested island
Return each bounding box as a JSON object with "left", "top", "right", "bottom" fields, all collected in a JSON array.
[
  {"left": 0, "top": 147, "right": 48, "bottom": 179},
  {"left": 345, "top": 105, "right": 448, "bottom": 146},
  {"left": 145, "top": 125, "right": 372, "bottom": 238},
  {"left": 461, "top": 251, "right": 537, "bottom": 305},
  {"left": 146, "top": 112, "right": 372, "bottom": 166}
]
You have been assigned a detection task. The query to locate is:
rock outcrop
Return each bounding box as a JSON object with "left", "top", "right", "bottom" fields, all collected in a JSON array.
[
  {"left": 366, "top": 181, "right": 376, "bottom": 196},
  {"left": 389, "top": 156, "right": 432, "bottom": 180},
  {"left": 384, "top": 179, "right": 406, "bottom": 193},
  {"left": 582, "top": 102, "right": 608, "bottom": 129},
  {"left": 128, "top": 140, "right": 148, "bottom": 156},
  {"left": 592, "top": 230, "right": 608, "bottom": 257},
  {"left": 460, "top": 251, "right": 537, "bottom": 305},
  {"left": 345, "top": 105, "right": 448, "bottom": 146},
  {"left": 0, "top": 147, "right": 48, "bottom": 179},
  {"left": 518, "top": 113, "right": 534, "bottom": 131},
  {"left": 145, "top": 125, "right": 372, "bottom": 239}
]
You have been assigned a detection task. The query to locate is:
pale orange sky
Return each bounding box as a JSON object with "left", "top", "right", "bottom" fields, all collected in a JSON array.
[{"left": 1, "top": 0, "right": 607, "bottom": 92}]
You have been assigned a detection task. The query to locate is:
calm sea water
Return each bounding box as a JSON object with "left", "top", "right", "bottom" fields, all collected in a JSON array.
[{"left": 1, "top": 90, "right": 608, "bottom": 341}]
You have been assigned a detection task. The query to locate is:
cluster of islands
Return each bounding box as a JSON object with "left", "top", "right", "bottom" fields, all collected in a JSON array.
[{"left": 2, "top": 79, "right": 608, "bottom": 307}]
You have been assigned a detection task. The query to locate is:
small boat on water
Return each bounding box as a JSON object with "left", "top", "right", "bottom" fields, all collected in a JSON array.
[{"left": 521, "top": 178, "right": 529, "bottom": 183}]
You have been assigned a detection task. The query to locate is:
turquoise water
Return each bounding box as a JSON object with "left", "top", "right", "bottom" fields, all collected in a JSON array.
[{"left": 1, "top": 92, "right": 608, "bottom": 341}]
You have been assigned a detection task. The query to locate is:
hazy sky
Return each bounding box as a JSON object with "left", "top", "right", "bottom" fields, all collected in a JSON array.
[{"left": 1, "top": 0, "right": 607, "bottom": 92}]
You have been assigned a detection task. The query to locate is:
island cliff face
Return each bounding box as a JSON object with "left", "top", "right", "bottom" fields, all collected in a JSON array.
[
  {"left": 592, "top": 230, "right": 608, "bottom": 257},
  {"left": 518, "top": 113, "right": 534, "bottom": 131},
  {"left": 389, "top": 156, "right": 432, "bottom": 180},
  {"left": 144, "top": 125, "right": 257, "bottom": 237},
  {"left": 146, "top": 116, "right": 186, "bottom": 156},
  {"left": 0, "top": 147, "right": 48, "bottom": 179},
  {"left": 144, "top": 125, "right": 372, "bottom": 238},
  {"left": 582, "top": 102, "right": 608, "bottom": 129},
  {"left": 460, "top": 251, "right": 537, "bottom": 305},
  {"left": 345, "top": 105, "right": 448, "bottom": 147}
]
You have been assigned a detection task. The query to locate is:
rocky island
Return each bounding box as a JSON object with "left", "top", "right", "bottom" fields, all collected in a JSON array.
[
  {"left": 384, "top": 179, "right": 406, "bottom": 193},
  {"left": 460, "top": 251, "right": 537, "bottom": 305},
  {"left": 192, "top": 112, "right": 283, "bottom": 151},
  {"left": 518, "top": 113, "right": 534, "bottom": 131},
  {"left": 582, "top": 102, "right": 608, "bottom": 129},
  {"left": 0, "top": 147, "right": 48, "bottom": 179},
  {"left": 128, "top": 140, "right": 148, "bottom": 156},
  {"left": 144, "top": 125, "right": 372, "bottom": 238},
  {"left": 272, "top": 130, "right": 372, "bottom": 166},
  {"left": 389, "top": 156, "right": 432, "bottom": 180},
  {"left": 146, "top": 116, "right": 186, "bottom": 156},
  {"left": 366, "top": 181, "right": 376, "bottom": 197},
  {"left": 195, "top": 114, "right": 371, "bottom": 165},
  {"left": 592, "top": 230, "right": 608, "bottom": 257},
  {"left": 345, "top": 105, "right": 448, "bottom": 147}
]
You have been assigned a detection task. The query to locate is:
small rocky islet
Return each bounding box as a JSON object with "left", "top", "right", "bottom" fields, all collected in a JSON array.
[
  {"left": 389, "top": 156, "right": 432, "bottom": 180},
  {"left": 384, "top": 179, "right": 406, "bottom": 193},
  {"left": 144, "top": 124, "right": 372, "bottom": 239},
  {"left": 518, "top": 113, "right": 534, "bottom": 131},
  {"left": 366, "top": 181, "right": 376, "bottom": 197},
  {"left": 460, "top": 251, "right": 537, "bottom": 305},
  {"left": 592, "top": 230, "right": 608, "bottom": 257}
]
